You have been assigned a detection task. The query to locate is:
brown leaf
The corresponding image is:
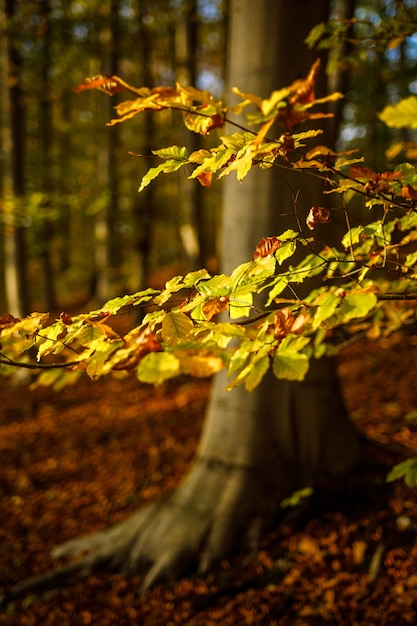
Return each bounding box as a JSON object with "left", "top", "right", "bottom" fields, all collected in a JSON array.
[
  {"left": 59, "top": 312, "right": 73, "bottom": 325},
  {"left": 273, "top": 308, "right": 295, "bottom": 341},
  {"left": 0, "top": 313, "right": 20, "bottom": 328},
  {"left": 204, "top": 113, "right": 224, "bottom": 134},
  {"left": 306, "top": 206, "right": 331, "bottom": 230},
  {"left": 254, "top": 236, "right": 281, "bottom": 259}
]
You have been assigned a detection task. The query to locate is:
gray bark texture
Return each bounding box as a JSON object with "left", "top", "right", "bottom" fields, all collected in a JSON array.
[{"left": 2, "top": 0, "right": 364, "bottom": 602}]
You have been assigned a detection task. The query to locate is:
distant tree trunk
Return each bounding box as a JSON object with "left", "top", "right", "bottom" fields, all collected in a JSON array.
[
  {"left": 175, "top": 0, "right": 203, "bottom": 270},
  {"left": 93, "top": 0, "right": 122, "bottom": 302},
  {"left": 37, "top": 0, "right": 57, "bottom": 310},
  {"left": 1, "top": 0, "right": 30, "bottom": 317},
  {"left": 130, "top": 0, "right": 157, "bottom": 302}
]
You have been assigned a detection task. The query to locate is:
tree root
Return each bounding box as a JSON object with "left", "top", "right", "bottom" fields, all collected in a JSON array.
[{"left": 1, "top": 460, "right": 277, "bottom": 607}]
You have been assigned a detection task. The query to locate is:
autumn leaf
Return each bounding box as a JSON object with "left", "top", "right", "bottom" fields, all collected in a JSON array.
[
  {"left": 137, "top": 352, "right": 180, "bottom": 385},
  {"left": 161, "top": 312, "right": 194, "bottom": 346},
  {"left": 402, "top": 184, "right": 417, "bottom": 199},
  {"left": 201, "top": 297, "right": 229, "bottom": 321},
  {"left": 196, "top": 171, "right": 213, "bottom": 187},
  {"left": 0, "top": 313, "right": 20, "bottom": 328},
  {"left": 75, "top": 74, "right": 126, "bottom": 95},
  {"left": 253, "top": 236, "right": 282, "bottom": 259},
  {"left": 288, "top": 59, "right": 321, "bottom": 106},
  {"left": 59, "top": 312, "right": 73, "bottom": 325},
  {"left": 379, "top": 95, "right": 417, "bottom": 129},
  {"left": 177, "top": 352, "right": 224, "bottom": 377},
  {"left": 306, "top": 206, "right": 331, "bottom": 230}
]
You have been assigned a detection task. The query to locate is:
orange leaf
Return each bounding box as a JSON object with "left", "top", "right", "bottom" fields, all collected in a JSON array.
[
  {"left": 402, "top": 184, "right": 417, "bottom": 200},
  {"left": 75, "top": 75, "right": 125, "bottom": 96},
  {"left": 196, "top": 171, "right": 213, "bottom": 187},
  {"left": 289, "top": 59, "right": 321, "bottom": 106},
  {"left": 202, "top": 297, "right": 229, "bottom": 320},
  {"left": 349, "top": 166, "right": 378, "bottom": 180}
]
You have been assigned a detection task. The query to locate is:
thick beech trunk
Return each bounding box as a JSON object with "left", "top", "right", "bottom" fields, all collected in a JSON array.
[{"left": 2, "top": 0, "right": 364, "bottom": 603}]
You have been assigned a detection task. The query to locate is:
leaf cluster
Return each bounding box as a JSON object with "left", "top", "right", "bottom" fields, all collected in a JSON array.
[{"left": 2, "top": 54, "right": 417, "bottom": 395}]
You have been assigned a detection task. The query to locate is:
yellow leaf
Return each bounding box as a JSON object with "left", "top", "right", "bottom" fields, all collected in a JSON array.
[
  {"left": 178, "top": 353, "right": 223, "bottom": 377},
  {"left": 161, "top": 312, "right": 194, "bottom": 346}
]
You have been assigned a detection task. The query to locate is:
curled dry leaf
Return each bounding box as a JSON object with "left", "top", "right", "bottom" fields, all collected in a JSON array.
[
  {"left": 59, "top": 312, "right": 73, "bottom": 325},
  {"left": 0, "top": 313, "right": 20, "bottom": 328},
  {"left": 75, "top": 74, "right": 125, "bottom": 96},
  {"left": 306, "top": 206, "right": 331, "bottom": 230},
  {"left": 273, "top": 307, "right": 307, "bottom": 341}
]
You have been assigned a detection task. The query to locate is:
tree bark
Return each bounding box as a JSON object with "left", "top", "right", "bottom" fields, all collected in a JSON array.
[
  {"left": 3, "top": 0, "right": 365, "bottom": 602},
  {"left": 1, "top": 0, "right": 30, "bottom": 317}
]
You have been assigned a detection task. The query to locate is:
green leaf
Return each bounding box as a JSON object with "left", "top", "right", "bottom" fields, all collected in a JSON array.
[
  {"left": 387, "top": 458, "right": 417, "bottom": 487},
  {"left": 152, "top": 145, "right": 189, "bottom": 160},
  {"left": 312, "top": 292, "right": 341, "bottom": 329},
  {"left": 196, "top": 274, "right": 230, "bottom": 297},
  {"left": 137, "top": 352, "right": 180, "bottom": 385},
  {"left": 395, "top": 162, "right": 417, "bottom": 186},
  {"left": 244, "top": 356, "right": 270, "bottom": 391},
  {"left": 379, "top": 96, "right": 417, "bottom": 129},
  {"left": 182, "top": 269, "right": 211, "bottom": 287},
  {"left": 161, "top": 312, "right": 194, "bottom": 345},
  {"left": 405, "top": 250, "right": 417, "bottom": 269},
  {"left": 189, "top": 147, "right": 235, "bottom": 178},
  {"left": 99, "top": 289, "right": 159, "bottom": 314},
  {"left": 399, "top": 211, "right": 417, "bottom": 231},
  {"left": 233, "top": 355, "right": 270, "bottom": 391},
  {"left": 340, "top": 293, "right": 377, "bottom": 322},
  {"left": 273, "top": 349, "right": 309, "bottom": 381},
  {"left": 71, "top": 323, "right": 104, "bottom": 347},
  {"left": 266, "top": 277, "right": 288, "bottom": 305},
  {"left": 36, "top": 321, "right": 67, "bottom": 358},
  {"left": 231, "top": 148, "right": 254, "bottom": 181},
  {"left": 305, "top": 22, "right": 326, "bottom": 48},
  {"left": 272, "top": 336, "right": 310, "bottom": 381},
  {"left": 281, "top": 486, "right": 313, "bottom": 508},
  {"left": 99, "top": 295, "right": 134, "bottom": 314},
  {"left": 228, "top": 341, "right": 252, "bottom": 377},
  {"left": 275, "top": 240, "right": 297, "bottom": 265},
  {"left": 229, "top": 292, "right": 253, "bottom": 319},
  {"left": 139, "top": 146, "right": 189, "bottom": 191},
  {"left": 85, "top": 337, "right": 124, "bottom": 378}
]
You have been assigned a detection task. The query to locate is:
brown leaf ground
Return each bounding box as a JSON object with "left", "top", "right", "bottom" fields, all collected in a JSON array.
[{"left": 1, "top": 333, "right": 417, "bottom": 625}]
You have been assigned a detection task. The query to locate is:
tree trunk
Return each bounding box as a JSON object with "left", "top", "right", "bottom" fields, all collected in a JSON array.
[
  {"left": 92, "top": 0, "right": 122, "bottom": 302},
  {"left": 1, "top": 0, "right": 30, "bottom": 317},
  {"left": 3, "top": 0, "right": 365, "bottom": 603},
  {"left": 38, "top": 0, "right": 57, "bottom": 311},
  {"left": 175, "top": 0, "right": 203, "bottom": 270}
]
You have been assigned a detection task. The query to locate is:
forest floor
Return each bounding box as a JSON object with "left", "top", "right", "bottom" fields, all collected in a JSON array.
[{"left": 1, "top": 331, "right": 417, "bottom": 625}]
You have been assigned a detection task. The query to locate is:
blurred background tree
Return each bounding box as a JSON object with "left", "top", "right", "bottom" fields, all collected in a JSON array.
[{"left": 0, "top": 0, "right": 227, "bottom": 314}]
